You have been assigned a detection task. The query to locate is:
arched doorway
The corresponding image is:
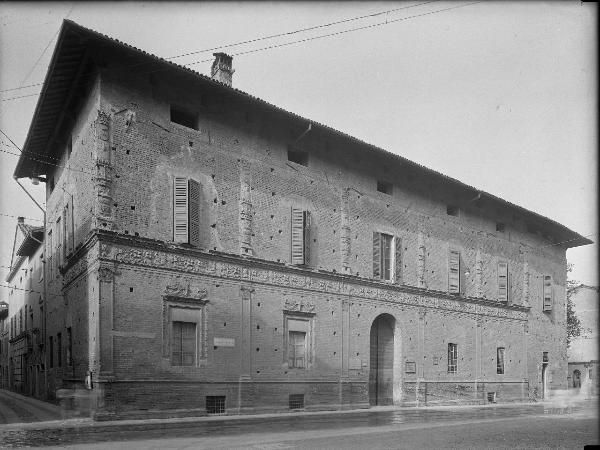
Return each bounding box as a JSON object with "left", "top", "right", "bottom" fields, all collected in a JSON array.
[
  {"left": 369, "top": 314, "right": 396, "bottom": 406},
  {"left": 573, "top": 370, "right": 581, "bottom": 388}
]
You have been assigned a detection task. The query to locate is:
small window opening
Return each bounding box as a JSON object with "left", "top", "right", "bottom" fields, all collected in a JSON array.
[
  {"left": 496, "top": 222, "right": 505, "bottom": 232},
  {"left": 447, "top": 205, "right": 459, "bottom": 216},
  {"left": 288, "top": 147, "right": 308, "bottom": 166},
  {"left": 170, "top": 105, "right": 198, "bottom": 130},
  {"left": 206, "top": 395, "right": 226, "bottom": 414},
  {"left": 377, "top": 180, "right": 393, "bottom": 195},
  {"left": 289, "top": 394, "right": 305, "bottom": 410}
]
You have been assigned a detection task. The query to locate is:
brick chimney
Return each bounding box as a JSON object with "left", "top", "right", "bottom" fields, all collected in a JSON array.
[{"left": 211, "top": 53, "right": 234, "bottom": 87}]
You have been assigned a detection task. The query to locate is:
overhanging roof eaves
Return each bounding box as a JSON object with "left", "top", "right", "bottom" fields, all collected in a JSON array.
[{"left": 14, "top": 19, "right": 593, "bottom": 250}]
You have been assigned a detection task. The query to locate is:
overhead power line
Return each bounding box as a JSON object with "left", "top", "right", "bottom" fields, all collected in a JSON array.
[{"left": 0, "top": 0, "right": 470, "bottom": 98}]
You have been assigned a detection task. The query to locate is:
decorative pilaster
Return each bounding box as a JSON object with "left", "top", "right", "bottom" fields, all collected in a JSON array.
[
  {"left": 94, "top": 111, "right": 114, "bottom": 230},
  {"left": 340, "top": 188, "right": 351, "bottom": 274},
  {"left": 240, "top": 286, "right": 254, "bottom": 379},
  {"left": 417, "top": 233, "right": 426, "bottom": 288},
  {"left": 341, "top": 298, "right": 350, "bottom": 378},
  {"left": 239, "top": 160, "right": 253, "bottom": 256},
  {"left": 97, "top": 264, "right": 115, "bottom": 377}
]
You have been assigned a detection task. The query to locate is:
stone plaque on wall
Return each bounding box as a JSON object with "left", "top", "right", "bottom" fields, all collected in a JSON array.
[
  {"left": 405, "top": 361, "right": 416, "bottom": 373},
  {"left": 214, "top": 337, "right": 235, "bottom": 347}
]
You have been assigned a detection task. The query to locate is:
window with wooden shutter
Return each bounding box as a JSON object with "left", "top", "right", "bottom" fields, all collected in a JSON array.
[
  {"left": 394, "top": 236, "right": 402, "bottom": 284},
  {"left": 173, "top": 177, "right": 189, "bottom": 243},
  {"left": 448, "top": 249, "right": 460, "bottom": 294},
  {"left": 373, "top": 232, "right": 394, "bottom": 281},
  {"left": 188, "top": 179, "right": 200, "bottom": 247},
  {"left": 373, "top": 232, "right": 381, "bottom": 278},
  {"left": 173, "top": 177, "right": 200, "bottom": 246},
  {"left": 497, "top": 347, "right": 505, "bottom": 374},
  {"left": 290, "top": 208, "right": 309, "bottom": 265},
  {"left": 498, "top": 261, "right": 508, "bottom": 302},
  {"left": 543, "top": 275, "right": 553, "bottom": 311}
]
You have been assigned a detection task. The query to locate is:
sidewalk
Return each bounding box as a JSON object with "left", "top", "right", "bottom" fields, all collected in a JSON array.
[{"left": 1, "top": 395, "right": 595, "bottom": 433}]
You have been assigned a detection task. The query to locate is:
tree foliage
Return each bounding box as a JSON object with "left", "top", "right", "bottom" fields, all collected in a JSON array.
[{"left": 566, "top": 263, "right": 582, "bottom": 348}]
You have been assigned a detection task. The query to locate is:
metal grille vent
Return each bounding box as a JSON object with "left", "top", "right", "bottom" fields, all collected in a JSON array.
[
  {"left": 206, "top": 396, "right": 226, "bottom": 414},
  {"left": 289, "top": 394, "right": 305, "bottom": 410}
]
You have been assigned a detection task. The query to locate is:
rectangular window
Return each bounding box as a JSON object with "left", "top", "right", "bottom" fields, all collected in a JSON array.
[
  {"left": 373, "top": 232, "right": 401, "bottom": 282},
  {"left": 170, "top": 105, "right": 198, "bottom": 130},
  {"left": 290, "top": 208, "right": 310, "bottom": 265},
  {"left": 448, "top": 343, "right": 457, "bottom": 374},
  {"left": 289, "top": 394, "right": 305, "bottom": 410},
  {"left": 285, "top": 317, "right": 312, "bottom": 369},
  {"left": 287, "top": 147, "right": 308, "bottom": 166},
  {"left": 63, "top": 198, "right": 74, "bottom": 258},
  {"left": 543, "top": 275, "right": 553, "bottom": 311},
  {"left": 497, "top": 347, "right": 505, "bottom": 374},
  {"left": 288, "top": 331, "right": 306, "bottom": 368},
  {"left": 57, "top": 332, "right": 62, "bottom": 367},
  {"left": 66, "top": 327, "right": 72, "bottom": 366},
  {"left": 448, "top": 249, "right": 461, "bottom": 294},
  {"left": 498, "top": 261, "right": 508, "bottom": 302},
  {"left": 377, "top": 180, "right": 393, "bottom": 195},
  {"left": 173, "top": 177, "right": 200, "bottom": 246},
  {"left": 49, "top": 336, "right": 54, "bottom": 368},
  {"left": 171, "top": 321, "right": 196, "bottom": 366},
  {"left": 206, "top": 396, "right": 226, "bottom": 414}
]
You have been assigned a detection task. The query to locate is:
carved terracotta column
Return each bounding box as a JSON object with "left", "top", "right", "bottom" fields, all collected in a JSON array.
[
  {"left": 340, "top": 188, "right": 351, "bottom": 274},
  {"left": 239, "top": 160, "right": 253, "bottom": 256},
  {"left": 475, "top": 248, "right": 483, "bottom": 298},
  {"left": 94, "top": 111, "right": 114, "bottom": 230},
  {"left": 417, "top": 233, "right": 426, "bottom": 288}
]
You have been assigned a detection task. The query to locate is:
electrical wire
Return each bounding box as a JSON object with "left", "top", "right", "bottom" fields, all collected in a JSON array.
[
  {"left": 0, "top": 1, "right": 436, "bottom": 94},
  {"left": 0, "top": 1, "right": 479, "bottom": 99}
]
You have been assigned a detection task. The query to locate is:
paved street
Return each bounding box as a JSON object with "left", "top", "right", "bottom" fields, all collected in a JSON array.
[
  {"left": 0, "top": 396, "right": 597, "bottom": 449},
  {"left": 0, "top": 390, "right": 62, "bottom": 424}
]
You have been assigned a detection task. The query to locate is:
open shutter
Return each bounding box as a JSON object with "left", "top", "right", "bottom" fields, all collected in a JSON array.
[
  {"left": 373, "top": 232, "right": 381, "bottom": 279},
  {"left": 543, "top": 275, "right": 553, "bottom": 311},
  {"left": 66, "top": 197, "right": 74, "bottom": 256},
  {"left": 498, "top": 261, "right": 508, "bottom": 302},
  {"left": 291, "top": 207, "right": 305, "bottom": 265},
  {"left": 303, "top": 211, "right": 311, "bottom": 266},
  {"left": 188, "top": 179, "right": 200, "bottom": 247},
  {"left": 448, "top": 249, "right": 460, "bottom": 294},
  {"left": 394, "top": 236, "right": 402, "bottom": 284},
  {"left": 173, "top": 177, "right": 189, "bottom": 243}
]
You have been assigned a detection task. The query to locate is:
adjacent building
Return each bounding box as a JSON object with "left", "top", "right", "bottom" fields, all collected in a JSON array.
[
  {"left": 567, "top": 284, "right": 598, "bottom": 395},
  {"left": 8, "top": 20, "right": 592, "bottom": 419},
  {"left": 0, "top": 218, "right": 45, "bottom": 396}
]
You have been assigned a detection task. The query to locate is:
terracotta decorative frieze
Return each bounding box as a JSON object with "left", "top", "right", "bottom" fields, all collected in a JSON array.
[
  {"left": 283, "top": 298, "right": 315, "bottom": 313},
  {"left": 164, "top": 281, "right": 207, "bottom": 300},
  {"left": 106, "top": 244, "right": 528, "bottom": 321}
]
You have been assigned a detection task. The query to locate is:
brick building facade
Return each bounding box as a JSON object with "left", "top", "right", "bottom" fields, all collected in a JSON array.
[
  {"left": 10, "top": 20, "right": 592, "bottom": 419},
  {"left": 1, "top": 218, "right": 45, "bottom": 397}
]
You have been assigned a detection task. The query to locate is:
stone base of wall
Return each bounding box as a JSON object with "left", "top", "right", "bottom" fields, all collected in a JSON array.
[{"left": 84, "top": 379, "right": 529, "bottom": 420}]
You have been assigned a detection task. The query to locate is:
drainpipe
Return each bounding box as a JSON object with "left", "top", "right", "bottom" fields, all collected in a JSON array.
[{"left": 14, "top": 176, "right": 47, "bottom": 399}]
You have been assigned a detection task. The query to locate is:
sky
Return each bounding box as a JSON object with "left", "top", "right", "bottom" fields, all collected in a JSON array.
[{"left": 0, "top": 1, "right": 597, "bottom": 288}]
